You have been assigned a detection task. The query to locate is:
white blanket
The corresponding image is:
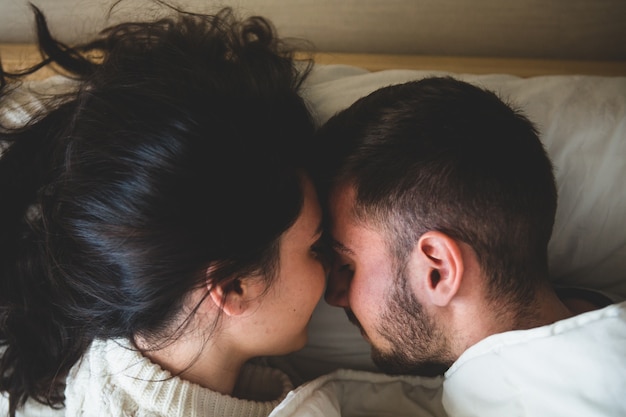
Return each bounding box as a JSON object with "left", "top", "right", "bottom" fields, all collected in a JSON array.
[
  {"left": 270, "top": 370, "right": 445, "bottom": 417},
  {"left": 270, "top": 302, "right": 626, "bottom": 417}
]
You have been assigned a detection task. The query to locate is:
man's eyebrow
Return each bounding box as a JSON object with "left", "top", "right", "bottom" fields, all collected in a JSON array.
[{"left": 330, "top": 237, "right": 355, "bottom": 256}]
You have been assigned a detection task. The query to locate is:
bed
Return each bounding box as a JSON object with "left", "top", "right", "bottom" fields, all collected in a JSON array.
[{"left": 1, "top": 1, "right": 625, "bottom": 416}]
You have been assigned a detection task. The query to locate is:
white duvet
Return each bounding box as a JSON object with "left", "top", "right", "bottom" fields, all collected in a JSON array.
[{"left": 271, "top": 302, "right": 626, "bottom": 417}]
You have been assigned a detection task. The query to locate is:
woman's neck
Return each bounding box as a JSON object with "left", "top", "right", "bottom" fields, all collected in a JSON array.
[{"left": 135, "top": 333, "right": 248, "bottom": 396}]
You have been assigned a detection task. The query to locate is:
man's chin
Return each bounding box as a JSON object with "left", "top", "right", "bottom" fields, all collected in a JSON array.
[{"left": 371, "top": 348, "right": 449, "bottom": 377}]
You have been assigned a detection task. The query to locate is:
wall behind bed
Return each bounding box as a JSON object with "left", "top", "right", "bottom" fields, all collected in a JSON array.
[{"left": 0, "top": 0, "right": 625, "bottom": 60}]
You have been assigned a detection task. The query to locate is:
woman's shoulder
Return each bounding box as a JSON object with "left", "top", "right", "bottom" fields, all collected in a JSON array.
[
  {"left": 63, "top": 339, "right": 147, "bottom": 417},
  {"left": 64, "top": 340, "right": 295, "bottom": 417}
]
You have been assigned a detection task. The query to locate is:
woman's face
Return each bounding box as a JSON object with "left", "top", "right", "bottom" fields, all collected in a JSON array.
[
  {"left": 136, "top": 176, "right": 326, "bottom": 382},
  {"left": 245, "top": 175, "right": 327, "bottom": 355}
]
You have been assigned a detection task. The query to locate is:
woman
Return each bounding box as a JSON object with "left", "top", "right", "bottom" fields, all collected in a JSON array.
[{"left": 0, "top": 5, "right": 326, "bottom": 417}]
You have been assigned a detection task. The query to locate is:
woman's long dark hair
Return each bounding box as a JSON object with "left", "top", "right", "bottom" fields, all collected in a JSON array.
[{"left": 0, "top": 4, "right": 314, "bottom": 415}]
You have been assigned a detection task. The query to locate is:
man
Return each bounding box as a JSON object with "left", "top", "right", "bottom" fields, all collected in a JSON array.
[{"left": 310, "top": 77, "right": 626, "bottom": 416}]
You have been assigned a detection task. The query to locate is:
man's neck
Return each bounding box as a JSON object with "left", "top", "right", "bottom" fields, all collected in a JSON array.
[
  {"left": 453, "top": 286, "right": 576, "bottom": 357},
  {"left": 524, "top": 287, "right": 576, "bottom": 328}
]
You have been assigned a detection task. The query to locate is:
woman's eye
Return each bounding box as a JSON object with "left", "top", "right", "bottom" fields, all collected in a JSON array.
[
  {"left": 310, "top": 239, "right": 330, "bottom": 263},
  {"left": 310, "top": 241, "right": 323, "bottom": 257}
]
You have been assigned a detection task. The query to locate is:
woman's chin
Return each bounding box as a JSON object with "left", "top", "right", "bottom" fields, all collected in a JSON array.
[{"left": 278, "top": 331, "right": 308, "bottom": 355}]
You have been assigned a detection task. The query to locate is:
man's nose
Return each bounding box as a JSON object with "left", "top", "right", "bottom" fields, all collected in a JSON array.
[{"left": 325, "top": 269, "right": 350, "bottom": 307}]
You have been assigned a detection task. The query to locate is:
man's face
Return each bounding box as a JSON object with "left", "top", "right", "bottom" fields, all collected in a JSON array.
[{"left": 325, "top": 184, "right": 453, "bottom": 376}]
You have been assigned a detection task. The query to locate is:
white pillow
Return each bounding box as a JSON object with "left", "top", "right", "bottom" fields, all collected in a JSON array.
[{"left": 287, "top": 64, "right": 626, "bottom": 380}]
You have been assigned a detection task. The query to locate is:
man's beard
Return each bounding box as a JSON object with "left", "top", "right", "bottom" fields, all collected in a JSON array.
[{"left": 370, "top": 268, "right": 454, "bottom": 377}]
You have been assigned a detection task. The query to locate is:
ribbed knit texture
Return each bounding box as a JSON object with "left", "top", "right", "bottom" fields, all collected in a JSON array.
[{"left": 64, "top": 339, "right": 293, "bottom": 417}]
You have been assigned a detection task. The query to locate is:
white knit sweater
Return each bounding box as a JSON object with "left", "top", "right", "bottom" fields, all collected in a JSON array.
[{"left": 64, "top": 339, "right": 293, "bottom": 417}]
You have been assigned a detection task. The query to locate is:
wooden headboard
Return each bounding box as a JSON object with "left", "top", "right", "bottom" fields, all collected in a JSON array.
[
  {"left": 1, "top": 0, "right": 625, "bottom": 78},
  {"left": 2, "top": 44, "right": 626, "bottom": 80}
]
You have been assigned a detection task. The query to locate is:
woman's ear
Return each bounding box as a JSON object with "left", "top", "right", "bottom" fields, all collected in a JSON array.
[
  {"left": 411, "top": 231, "right": 464, "bottom": 307},
  {"left": 208, "top": 279, "right": 246, "bottom": 316},
  {"left": 206, "top": 268, "right": 266, "bottom": 317}
]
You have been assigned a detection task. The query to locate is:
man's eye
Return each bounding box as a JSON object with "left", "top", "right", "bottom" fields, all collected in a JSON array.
[
  {"left": 332, "top": 255, "right": 354, "bottom": 274},
  {"left": 331, "top": 260, "right": 354, "bottom": 281}
]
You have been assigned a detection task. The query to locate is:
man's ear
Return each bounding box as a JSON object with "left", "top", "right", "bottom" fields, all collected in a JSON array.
[
  {"left": 412, "top": 231, "right": 464, "bottom": 307},
  {"left": 206, "top": 270, "right": 265, "bottom": 317}
]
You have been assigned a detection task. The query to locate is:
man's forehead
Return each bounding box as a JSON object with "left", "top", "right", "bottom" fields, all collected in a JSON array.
[
  {"left": 328, "top": 183, "right": 358, "bottom": 218},
  {"left": 328, "top": 190, "right": 388, "bottom": 252}
]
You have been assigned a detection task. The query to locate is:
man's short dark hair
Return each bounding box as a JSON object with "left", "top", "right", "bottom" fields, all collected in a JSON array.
[{"left": 312, "top": 77, "right": 557, "bottom": 312}]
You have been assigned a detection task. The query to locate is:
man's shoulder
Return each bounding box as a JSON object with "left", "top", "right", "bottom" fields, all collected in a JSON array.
[
  {"left": 450, "top": 299, "right": 625, "bottom": 370},
  {"left": 443, "top": 301, "right": 626, "bottom": 416}
]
